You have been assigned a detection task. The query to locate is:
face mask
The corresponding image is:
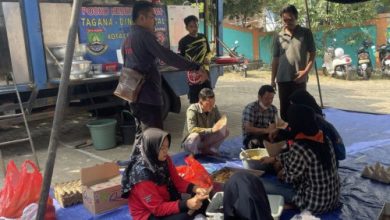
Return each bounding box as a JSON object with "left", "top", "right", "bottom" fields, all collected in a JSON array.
[{"left": 259, "top": 101, "right": 268, "bottom": 110}]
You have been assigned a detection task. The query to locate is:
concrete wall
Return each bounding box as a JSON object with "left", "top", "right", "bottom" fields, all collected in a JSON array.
[
  {"left": 227, "top": 13, "right": 389, "bottom": 69},
  {"left": 258, "top": 34, "right": 273, "bottom": 65},
  {"left": 315, "top": 25, "right": 377, "bottom": 68},
  {"left": 198, "top": 22, "right": 256, "bottom": 60},
  {"left": 222, "top": 24, "right": 254, "bottom": 60}
]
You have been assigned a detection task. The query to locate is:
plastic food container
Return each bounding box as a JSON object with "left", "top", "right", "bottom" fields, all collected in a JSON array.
[
  {"left": 263, "top": 140, "right": 286, "bottom": 157},
  {"left": 239, "top": 148, "right": 270, "bottom": 170}
]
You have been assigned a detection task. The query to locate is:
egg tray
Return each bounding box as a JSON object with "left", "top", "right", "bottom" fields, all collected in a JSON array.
[{"left": 53, "top": 179, "right": 83, "bottom": 208}]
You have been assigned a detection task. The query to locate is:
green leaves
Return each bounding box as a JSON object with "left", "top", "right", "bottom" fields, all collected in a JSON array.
[{"left": 223, "top": 0, "right": 263, "bottom": 27}]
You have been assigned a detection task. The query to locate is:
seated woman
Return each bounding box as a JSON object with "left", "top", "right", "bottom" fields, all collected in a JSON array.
[
  {"left": 260, "top": 104, "right": 341, "bottom": 214},
  {"left": 289, "top": 89, "right": 346, "bottom": 162},
  {"left": 224, "top": 172, "right": 273, "bottom": 220},
  {"left": 121, "top": 128, "right": 210, "bottom": 220}
]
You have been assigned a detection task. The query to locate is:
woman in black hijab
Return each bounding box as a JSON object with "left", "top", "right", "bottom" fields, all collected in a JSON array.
[
  {"left": 289, "top": 89, "right": 346, "bottom": 161},
  {"left": 260, "top": 104, "right": 341, "bottom": 214},
  {"left": 121, "top": 128, "right": 209, "bottom": 220},
  {"left": 223, "top": 172, "right": 273, "bottom": 220}
]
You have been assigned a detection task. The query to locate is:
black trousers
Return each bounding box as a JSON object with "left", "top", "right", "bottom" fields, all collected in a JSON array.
[
  {"left": 243, "top": 133, "right": 286, "bottom": 149},
  {"left": 277, "top": 81, "right": 306, "bottom": 121},
  {"left": 148, "top": 212, "right": 189, "bottom": 220},
  {"left": 188, "top": 80, "right": 212, "bottom": 104},
  {"left": 243, "top": 134, "right": 268, "bottom": 149},
  {"left": 129, "top": 102, "right": 163, "bottom": 131}
]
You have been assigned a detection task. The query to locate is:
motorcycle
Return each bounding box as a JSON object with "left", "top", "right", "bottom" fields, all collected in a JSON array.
[
  {"left": 323, "top": 39, "right": 353, "bottom": 80},
  {"left": 356, "top": 40, "right": 373, "bottom": 80},
  {"left": 229, "top": 41, "right": 248, "bottom": 78},
  {"left": 378, "top": 38, "right": 390, "bottom": 77}
]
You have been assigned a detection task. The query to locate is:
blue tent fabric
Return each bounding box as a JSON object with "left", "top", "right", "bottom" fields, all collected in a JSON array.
[{"left": 54, "top": 108, "right": 390, "bottom": 220}]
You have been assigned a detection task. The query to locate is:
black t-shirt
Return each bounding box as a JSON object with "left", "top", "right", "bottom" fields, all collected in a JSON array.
[
  {"left": 122, "top": 25, "right": 199, "bottom": 106},
  {"left": 178, "top": 33, "right": 210, "bottom": 63}
]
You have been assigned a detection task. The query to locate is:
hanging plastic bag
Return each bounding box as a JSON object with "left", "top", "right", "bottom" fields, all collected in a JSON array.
[
  {"left": 0, "top": 160, "right": 55, "bottom": 219},
  {"left": 176, "top": 155, "right": 213, "bottom": 188}
]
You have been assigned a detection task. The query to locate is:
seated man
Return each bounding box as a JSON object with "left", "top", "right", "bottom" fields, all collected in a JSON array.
[
  {"left": 182, "top": 88, "right": 229, "bottom": 155},
  {"left": 242, "top": 85, "right": 282, "bottom": 149}
]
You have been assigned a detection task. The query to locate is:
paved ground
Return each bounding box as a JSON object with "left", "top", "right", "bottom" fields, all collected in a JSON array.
[{"left": 0, "top": 70, "right": 389, "bottom": 187}]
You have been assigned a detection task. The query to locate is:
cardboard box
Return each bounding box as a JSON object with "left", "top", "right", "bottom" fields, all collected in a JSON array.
[
  {"left": 80, "top": 162, "right": 127, "bottom": 215},
  {"left": 378, "top": 202, "right": 390, "bottom": 220}
]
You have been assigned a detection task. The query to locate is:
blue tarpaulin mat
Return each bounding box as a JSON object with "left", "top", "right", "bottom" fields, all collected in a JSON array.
[{"left": 54, "top": 108, "right": 390, "bottom": 220}]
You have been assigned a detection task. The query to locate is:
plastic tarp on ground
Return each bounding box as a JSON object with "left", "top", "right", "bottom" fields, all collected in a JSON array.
[{"left": 54, "top": 108, "right": 390, "bottom": 220}]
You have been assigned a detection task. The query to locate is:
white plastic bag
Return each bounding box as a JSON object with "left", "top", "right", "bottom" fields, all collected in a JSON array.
[
  {"left": 291, "top": 211, "right": 320, "bottom": 220},
  {"left": 0, "top": 203, "right": 38, "bottom": 220}
]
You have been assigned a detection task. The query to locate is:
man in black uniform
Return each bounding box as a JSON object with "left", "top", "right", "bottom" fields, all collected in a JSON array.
[
  {"left": 122, "top": 1, "right": 207, "bottom": 130},
  {"left": 178, "top": 15, "right": 212, "bottom": 104}
]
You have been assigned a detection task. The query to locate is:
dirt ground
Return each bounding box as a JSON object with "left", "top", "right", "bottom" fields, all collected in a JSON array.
[{"left": 0, "top": 70, "right": 389, "bottom": 187}]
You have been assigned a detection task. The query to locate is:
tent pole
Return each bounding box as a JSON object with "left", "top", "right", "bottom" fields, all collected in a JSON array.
[
  {"left": 36, "top": 0, "right": 83, "bottom": 219},
  {"left": 304, "top": 0, "right": 324, "bottom": 108}
]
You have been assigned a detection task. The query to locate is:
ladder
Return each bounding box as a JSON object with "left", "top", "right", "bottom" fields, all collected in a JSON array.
[{"left": 0, "top": 72, "right": 40, "bottom": 176}]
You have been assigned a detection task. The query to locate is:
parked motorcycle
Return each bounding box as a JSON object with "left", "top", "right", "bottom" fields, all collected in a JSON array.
[
  {"left": 378, "top": 38, "right": 390, "bottom": 77},
  {"left": 229, "top": 41, "right": 248, "bottom": 78},
  {"left": 323, "top": 39, "right": 353, "bottom": 80},
  {"left": 356, "top": 40, "right": 373, "bottom": 80}
]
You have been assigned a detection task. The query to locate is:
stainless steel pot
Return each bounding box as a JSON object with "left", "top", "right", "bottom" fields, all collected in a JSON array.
[
  {"left": 50, "top": 44, "right": 87, "bottom": 61},
  {"left": 59, "top": 60, "right": 91, "bottom": 75}
]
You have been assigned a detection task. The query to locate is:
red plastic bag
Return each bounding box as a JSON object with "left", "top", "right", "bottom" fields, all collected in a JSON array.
[
  {"left": 176, "top": 155, "right": 213, "bottom": 188},
  {"left": 0, "top": 160, "right": 55, "bottom": 219}
]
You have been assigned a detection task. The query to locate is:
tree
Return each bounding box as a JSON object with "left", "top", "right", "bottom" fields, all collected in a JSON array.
[
  {"left": 162, "top": 0, "right": 185, "bottom": 4},
  {"left": 223, "top": 0, "right": 263, "bottom": 27},
  {"left": 377, "top": 0, "right": 390, "bottom": 13}
]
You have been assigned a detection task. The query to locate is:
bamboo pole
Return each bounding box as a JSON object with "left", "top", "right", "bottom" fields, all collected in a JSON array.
[
  {"left": 36, "top": 0, "right": 83, "bottom": 219},
  {"left": 304, "top": 0, "right": 324, "bottom": 108}
]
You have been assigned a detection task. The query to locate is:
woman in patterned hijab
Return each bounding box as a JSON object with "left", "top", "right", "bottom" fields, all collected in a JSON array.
[{"left": 121, "top": 128, "right": 209, "bottom": 220}]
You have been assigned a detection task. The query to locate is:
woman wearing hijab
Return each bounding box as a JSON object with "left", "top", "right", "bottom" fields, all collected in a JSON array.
[
  {"left": 260, "top": 104, "right": 340, "bottom": 214},
  {"left": 289, "top": 89, "right": 346, "bottom": 162},
  {"left": 223, "top": 172, "right": 273, "bottom": 220},
  {"left": 121, "top": 128, "right": 209, "bottom": 220}
]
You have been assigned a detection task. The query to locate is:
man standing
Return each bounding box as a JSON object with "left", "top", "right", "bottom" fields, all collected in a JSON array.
[
  {"left": 182, "top": 88, "right": 228, "bottom": 155},
  {"left": 271, "top": 4, "right": 316, "bottom": 121},
  {"left": 122, "top": 1, "right": 207, "bottom": 130},
  {"left": 178, "top": 15, "right": 212, "bottom": 104},
  {"left": 242, "top": 85, "right": 279, "bottom": 149}
]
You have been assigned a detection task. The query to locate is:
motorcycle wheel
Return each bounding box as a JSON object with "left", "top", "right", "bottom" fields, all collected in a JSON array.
[
  {"left": 343, "top": 66, "right": 353, "bottom": 81},
  {"left": 365, "top": 67, "right": 372, "bottom": 80},
  {"left": 335, "top": 66, "right": 348, "bottom": 80},
  {"left": 322, "top": 67, "right": 329, "bottom": 76},
  {"left": 384, "top": 67, "right": 390, "bottom": 78},
  {"left": 243, "top": 68, "right": 247, "bottom": 78}
]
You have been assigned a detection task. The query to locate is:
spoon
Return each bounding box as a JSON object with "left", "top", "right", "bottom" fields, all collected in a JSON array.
[{"left": 241, "top": 148, "right": 250, "bottom": 158}]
